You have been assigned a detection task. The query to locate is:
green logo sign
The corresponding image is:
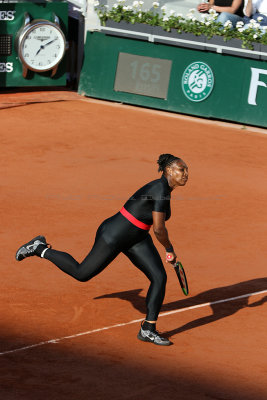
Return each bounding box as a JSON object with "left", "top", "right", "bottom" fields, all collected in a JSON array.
[{"left": 182, "top": 62, "right": 214, "bottom": 102}]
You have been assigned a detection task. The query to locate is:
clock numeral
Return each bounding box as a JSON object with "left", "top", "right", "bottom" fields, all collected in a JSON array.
[
  {"left": 40, "top": 27, "right": 46, "bottom": 32},
  {"left": 24, "top": 53, "right": 29, "bottom": 58},
  {"left": 48, "top": 60, "right": 51, "bottom": 64},
  {"left": 31, "top": 60, "right": 34, "bottom": 64},
  {"left": 39, "top": 62, "right": 43, "bottom": 66},
  {"left": 56, "top": 45, "right": 60, "bottom": 49}
]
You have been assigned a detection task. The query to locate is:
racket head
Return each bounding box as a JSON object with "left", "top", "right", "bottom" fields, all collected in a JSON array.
[{"left": 174, "top": 261, "right": 189, "bottom": 296}]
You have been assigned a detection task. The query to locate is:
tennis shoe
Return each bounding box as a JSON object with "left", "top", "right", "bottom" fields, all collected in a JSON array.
[
  {"left": 15, "top": 235, "right": 48, "bottom": 261},
  {"left": 137, "top": 324, "right": 171, "bottom": 346}
]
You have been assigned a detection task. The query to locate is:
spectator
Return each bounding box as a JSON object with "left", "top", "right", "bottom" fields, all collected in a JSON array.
[
  {"left": 243, "top": 0, "right": 267, "bottom": 26},
  {"left": 198, "top": 0, "right": 244, "bottom": 27}
]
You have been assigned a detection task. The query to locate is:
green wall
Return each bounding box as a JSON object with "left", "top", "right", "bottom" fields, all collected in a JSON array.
[{"left": 79, "top": 32, "right": 267, "bottom": 128}]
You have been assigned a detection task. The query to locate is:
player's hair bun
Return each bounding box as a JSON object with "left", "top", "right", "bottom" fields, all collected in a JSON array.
[{"left": 157, "top": 154, "right": 180, "bottom": 172}]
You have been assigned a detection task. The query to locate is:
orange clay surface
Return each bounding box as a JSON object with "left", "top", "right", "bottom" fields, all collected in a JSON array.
[{"left": 0, "top": 91, "right": 266, "bottom": 400}]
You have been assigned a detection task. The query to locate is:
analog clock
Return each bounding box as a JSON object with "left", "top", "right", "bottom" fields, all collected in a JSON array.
[{"left": 16, "top": 14, "right": 66, "bottom": 78}]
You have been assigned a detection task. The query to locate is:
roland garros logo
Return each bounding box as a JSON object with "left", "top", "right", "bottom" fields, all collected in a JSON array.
[{"left": 182, "top": 61, "right": 214, "bottom": 102}]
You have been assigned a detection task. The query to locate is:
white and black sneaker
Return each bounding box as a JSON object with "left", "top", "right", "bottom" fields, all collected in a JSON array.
[
  {"left": 15, "top": 235, "right": 48, "bottom": 261},
  {"left": 137, "top": 323, "right": 171, "bottom": 346}
]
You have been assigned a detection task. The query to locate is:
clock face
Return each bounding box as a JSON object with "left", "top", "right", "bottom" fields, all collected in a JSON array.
[{"left": 20, "top": 22, "right": 65, "bottom": 72}]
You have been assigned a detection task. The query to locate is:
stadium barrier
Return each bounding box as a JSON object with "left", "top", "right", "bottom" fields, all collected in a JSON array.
[{"left": 78, "top": 31, "right": 267, "bottom": 128}]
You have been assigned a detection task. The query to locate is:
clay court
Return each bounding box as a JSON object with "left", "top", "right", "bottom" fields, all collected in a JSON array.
[{"left": 0, "top": 91, "right": 266, "bottom": 400}]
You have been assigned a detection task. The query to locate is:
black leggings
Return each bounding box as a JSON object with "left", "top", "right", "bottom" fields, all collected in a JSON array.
[{"left": 43, "top": 214, "right": 167, "bottom": 321}]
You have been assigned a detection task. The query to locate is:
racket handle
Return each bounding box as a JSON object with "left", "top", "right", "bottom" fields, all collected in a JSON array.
[{"left": 172, "top": 261, "right": 179, "bottom": 267}]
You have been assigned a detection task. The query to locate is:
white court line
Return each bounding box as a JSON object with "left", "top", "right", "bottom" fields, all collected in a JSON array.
[{"left": 0, "top": 289, "right": 266, "bottom": 357}]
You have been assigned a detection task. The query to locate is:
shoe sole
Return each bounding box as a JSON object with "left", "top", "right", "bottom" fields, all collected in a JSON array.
[
  {"left": 137, "top": 332, "right": 171, "bottom": 346},
  {"left": 15, "top": 235, "right": 47, "bottom": 261}
]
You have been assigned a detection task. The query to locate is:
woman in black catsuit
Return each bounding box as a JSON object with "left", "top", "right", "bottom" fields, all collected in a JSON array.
[{"left": 15, "top": 154, "right": 189, "bottom": 346}]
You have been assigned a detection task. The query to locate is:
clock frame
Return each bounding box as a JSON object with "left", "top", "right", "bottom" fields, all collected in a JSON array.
[{"left": 16, "top": 13, "right": 66, "bottom": 78}]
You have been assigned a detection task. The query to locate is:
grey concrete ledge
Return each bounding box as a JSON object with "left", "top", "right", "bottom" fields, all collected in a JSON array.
[{"left": 101, "top": 24, "right": 267, "bottom": 60}]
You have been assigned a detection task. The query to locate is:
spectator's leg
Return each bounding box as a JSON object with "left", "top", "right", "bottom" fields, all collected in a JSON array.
[
  {"left": 252, "top": 13, "right": 267, "bottom": 25},
  {"left": 217, "top": 12, "right": 243, "bottom": 27}
]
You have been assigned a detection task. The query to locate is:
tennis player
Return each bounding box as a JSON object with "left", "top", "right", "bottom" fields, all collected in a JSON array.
[{"left": 15, "top": 154, "right": 188, "bottom": 346}]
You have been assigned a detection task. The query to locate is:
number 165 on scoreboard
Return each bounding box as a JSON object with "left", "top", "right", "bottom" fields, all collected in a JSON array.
[{"left": 114, "top": 53, "right": 172, "bottom": 99}]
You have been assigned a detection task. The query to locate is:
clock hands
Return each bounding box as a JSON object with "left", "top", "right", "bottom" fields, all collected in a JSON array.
[
  {"left": 43, "top": 38, "right": 57, "bottom": 47},
  {"left": 35, "top": 45, "right": 44, "bottom": 56},
  {"left": 35, "top": 38, "right": 58, "bottom": 56}
]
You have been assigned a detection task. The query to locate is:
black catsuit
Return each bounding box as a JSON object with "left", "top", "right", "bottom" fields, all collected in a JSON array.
[{"left": 43, "top": 174, "right": 171, "bottom": 321}]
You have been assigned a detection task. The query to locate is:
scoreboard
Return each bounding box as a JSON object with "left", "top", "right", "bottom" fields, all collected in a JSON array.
[{"left": 114, "top": 53, "right": 172, "bottom": 99}]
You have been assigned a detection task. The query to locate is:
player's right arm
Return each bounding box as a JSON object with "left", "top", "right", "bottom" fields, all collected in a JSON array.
[{"left": 152, "top": 211, "right": 176, "bottom": 263}]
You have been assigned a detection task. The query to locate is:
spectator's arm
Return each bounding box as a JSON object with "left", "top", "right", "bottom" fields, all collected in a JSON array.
[
  {"left": 197, "top": 0, "right": 214, "bottom": 13},
  {"left": 243, "top": 0, "right": 253, "bottom": 16}
]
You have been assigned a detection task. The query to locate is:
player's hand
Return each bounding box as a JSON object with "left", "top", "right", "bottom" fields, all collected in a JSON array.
[{"left": 166, "top": 251, "right": 177, "bottom": 264}]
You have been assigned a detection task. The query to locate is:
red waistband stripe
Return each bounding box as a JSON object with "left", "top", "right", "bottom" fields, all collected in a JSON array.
[{"left": 120, "top": 207, "right": 151, "bottom": 231}]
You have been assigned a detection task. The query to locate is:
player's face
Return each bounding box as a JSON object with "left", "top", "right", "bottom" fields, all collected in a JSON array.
[{"left": 170, "top": 161, "right": 188, "bottom": 187}]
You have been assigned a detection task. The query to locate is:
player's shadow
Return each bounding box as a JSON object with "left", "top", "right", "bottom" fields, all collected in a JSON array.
[{"left": 94, "top": 278, "right": 267, "bottom": 338}]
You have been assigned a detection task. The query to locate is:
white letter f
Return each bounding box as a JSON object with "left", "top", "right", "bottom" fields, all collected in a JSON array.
[{"left": 248, "top": 68, "right": 267, "bottom": 106}]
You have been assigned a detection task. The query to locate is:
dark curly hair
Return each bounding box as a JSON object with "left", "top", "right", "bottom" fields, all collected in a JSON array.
[{"left": 157, "top": 154, "right": 181, "bottom": 172}]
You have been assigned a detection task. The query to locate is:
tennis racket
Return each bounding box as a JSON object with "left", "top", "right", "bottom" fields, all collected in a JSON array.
[{"left": 173, "top": 261, "right": 189, "bottom": 296}]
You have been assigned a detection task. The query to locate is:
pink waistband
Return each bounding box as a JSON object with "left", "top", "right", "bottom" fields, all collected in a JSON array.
[{"left": 120, "top": 207, "right": 151, "bottom": 231}]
